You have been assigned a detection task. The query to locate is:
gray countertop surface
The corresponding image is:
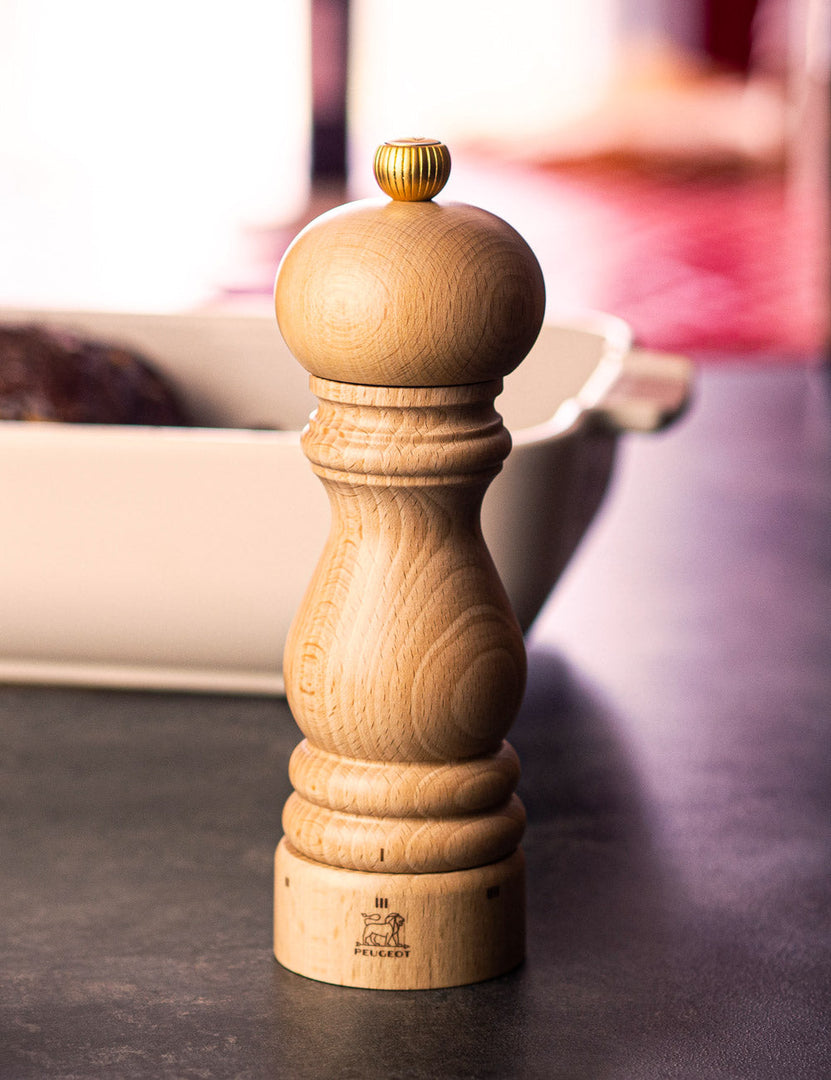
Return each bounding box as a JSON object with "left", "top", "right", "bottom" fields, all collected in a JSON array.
[{"left": 2, "top": 365, "right": 830, "bottom": 1079}]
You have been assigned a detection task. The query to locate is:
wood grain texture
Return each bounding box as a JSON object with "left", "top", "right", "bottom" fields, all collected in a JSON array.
[
  {"left": 274, "top": 145, "right": 544, "bottom": 987},
  {"left": 275, "top": 376, "right": 528, "bottom": 985},
  {"left": 275, "top": 840, "right": 526, "bottom": 989},
  {"left": 283, "top": 380, "right": 526, "bottom": 766},
  {"left": 282, "top": 793, "right": 526, "bottom": 874},
  {"left": 288, "top": 739, "right": 521, "bottom": 817},
  {"left": 274, "top": 199, "right": 545, "bottom": 387}
]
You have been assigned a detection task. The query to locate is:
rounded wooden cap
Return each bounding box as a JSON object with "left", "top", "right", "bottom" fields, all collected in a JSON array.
[{"left": 275, "top": 140, "right": 545, "bottom": 387}]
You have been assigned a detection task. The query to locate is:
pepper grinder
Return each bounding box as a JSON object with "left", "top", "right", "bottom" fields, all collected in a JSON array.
[{"left": 273, "top": 139, "right": 545, "bottom": 988}]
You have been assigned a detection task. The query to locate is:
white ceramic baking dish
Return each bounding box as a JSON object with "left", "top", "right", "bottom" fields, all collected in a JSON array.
[{"left": 0, "top": 308, "right": 691, "bottom": 694}]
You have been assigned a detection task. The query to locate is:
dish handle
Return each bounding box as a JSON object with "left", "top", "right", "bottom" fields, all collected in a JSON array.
[{"left": 592, "top": 347, "right": 694, "bottom": 433}]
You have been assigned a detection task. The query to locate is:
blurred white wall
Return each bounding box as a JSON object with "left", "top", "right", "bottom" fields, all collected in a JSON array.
[
  {"left": 0, "top": 1, "right": 309, "bottom": 311},
  {"left": 349, "top": 0, "right": 619, "bottom": 169},
  {"left": 0, "top": 0, "right": 624, "bottom": 311}
]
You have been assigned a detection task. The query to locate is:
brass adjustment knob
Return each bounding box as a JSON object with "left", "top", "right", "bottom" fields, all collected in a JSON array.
[{"left": 373, "top": 138, "right": 451, "bottom": 201}]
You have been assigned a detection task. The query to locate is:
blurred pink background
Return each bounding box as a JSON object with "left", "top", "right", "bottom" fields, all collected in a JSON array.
[{"left": 0, "top": 0, "right": 826, "bottom": 358}]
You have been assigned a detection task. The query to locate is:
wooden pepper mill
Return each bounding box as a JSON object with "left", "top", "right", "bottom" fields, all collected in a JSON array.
[{"left": 273, "top": 139, "right": 545, "bottom": 988}]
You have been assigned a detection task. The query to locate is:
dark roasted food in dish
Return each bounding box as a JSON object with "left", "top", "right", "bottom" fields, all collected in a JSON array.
[{"left": 0, "top": 323, "right": 190, "bottom": 425}]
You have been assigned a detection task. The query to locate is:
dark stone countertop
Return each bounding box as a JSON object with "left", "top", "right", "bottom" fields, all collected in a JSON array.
[{"left": 2, "top": 365, "right": 830, "bottom": 1079}]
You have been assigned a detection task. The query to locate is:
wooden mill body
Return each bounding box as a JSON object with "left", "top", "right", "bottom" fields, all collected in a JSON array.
[{"left": 273, "top": 140, "right": 545, "bottom": 989}]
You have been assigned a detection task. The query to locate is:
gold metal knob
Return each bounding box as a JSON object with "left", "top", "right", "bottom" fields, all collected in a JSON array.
[{"left": 373, "top": 138, "right": 451, "bottom": 201}]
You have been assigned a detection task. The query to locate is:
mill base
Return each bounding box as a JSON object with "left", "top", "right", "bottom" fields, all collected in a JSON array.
[{"left": 274, "top": 840, "right": 525, "bottom": 989}]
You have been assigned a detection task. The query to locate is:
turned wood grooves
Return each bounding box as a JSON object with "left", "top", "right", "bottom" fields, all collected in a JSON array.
[
  {"left": 273, "top": 138, "right": 545, "bottom": 988},
  {"left": 282, "top": 379, "right": 526, "bottom": 875}
]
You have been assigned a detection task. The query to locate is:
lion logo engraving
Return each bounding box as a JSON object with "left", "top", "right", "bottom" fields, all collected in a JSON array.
[{"left": 360, "top": 911, "right": 406, "bottom": 947}]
